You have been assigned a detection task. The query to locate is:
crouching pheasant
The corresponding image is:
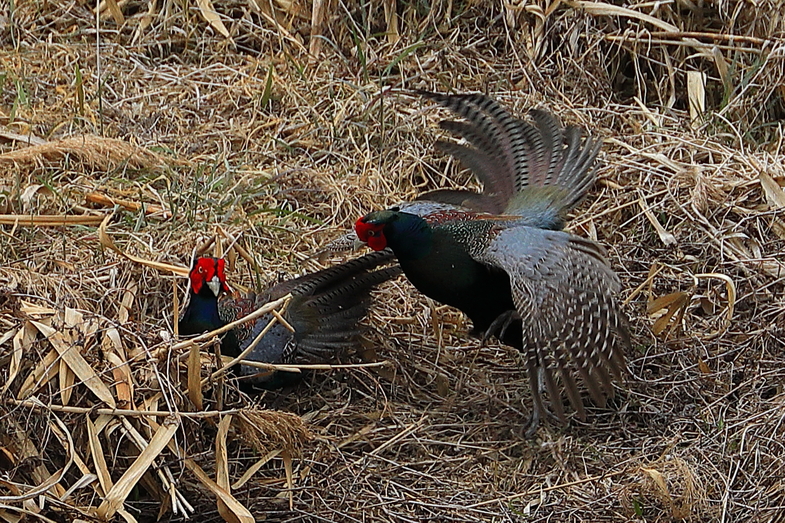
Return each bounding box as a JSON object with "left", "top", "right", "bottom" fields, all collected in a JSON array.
[
  {"left": 355, "top": 92, "right": 630, "bottom": 434},
  {"left": 178, "top": 251, "right": 400, "bottom": 388}
]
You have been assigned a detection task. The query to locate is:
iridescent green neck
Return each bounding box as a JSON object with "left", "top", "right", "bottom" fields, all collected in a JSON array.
[{"left": 383, "top": 212, "right": 433, "bottom": 260}]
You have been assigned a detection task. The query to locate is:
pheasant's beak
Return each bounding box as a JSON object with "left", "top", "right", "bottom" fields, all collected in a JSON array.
[
  {"left": 353, "top": 237, "right": 366, "bottom": 250},
  {"left": 207, "top": 277, "right": 222, "bottom": 297}
]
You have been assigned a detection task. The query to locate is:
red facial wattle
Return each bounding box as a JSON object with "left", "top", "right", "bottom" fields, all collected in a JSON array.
[
  {"left": 355, "top": 218, "right": 388, "bottom": 251},
  {"left": 189, "top": 257, "right": 230, "bottom": 295}
]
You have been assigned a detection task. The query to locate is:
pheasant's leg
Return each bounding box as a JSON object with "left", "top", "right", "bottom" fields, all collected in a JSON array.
[
  {"left": 482, "top": 309, "right": 520, "bottom": 344},
  {"left": 523, "top": 366, "right": 564, "bottom": 438},
  {"left": 524, "top": 401, "right": 563, "bottom": 438},
  {"left": 524, "top": 405, "right": 542, "bottom": 438},
  {"left": 524, "top": 360, "right": 547, "bottom": 438},
  {"left": 540, "top": 366, "right": 569, "bottom": 426},
  {"left": 481, "top": 311, "right": 509, "bottom": 344},
  {"left": 497, "top": 311, "right": 521, "bottom": 339}
]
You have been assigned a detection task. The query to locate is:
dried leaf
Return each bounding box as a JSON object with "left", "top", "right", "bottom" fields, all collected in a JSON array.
[
  {"left": 86, "top": 416, "right": 112, "bottom": 496},
  {"left": 687, "top": 71, "right": 706, "bottom": 127},
  {"left": 96, "top": 418, "right": 179, "bottom": 520},
  {"left": 215, "top": 415, "right": 236, "bottom": 523},
  {"left": 712, "top": 46, "right": 731, "bottom": 91},
  {"left": 232, "top": 450, "right": 281, "bottom": 490},
  {"left": 103, "top": 327, "right": 125, "bottom": 360},
  {"left": 0, "top": 328, "right": 17, "bottom": 348},
  {"left": 647, "top": 291, "right": 689, "bottom": 315},
  {"left": 19, "top": 301, "right": 56, "bottom": 317},
  {"left": 93, "top": 414, "right": 115, "bottom": 437},
  {"left": 3, "top": 322, "right": 37, "bottom": 394},
  {"left": 19, "top": 184, "right": 53, "bottom": 211},
  {"left": 59, "top": 359, "right": 75, "bottom": 406},
  {"left": 118, "top": 282, "right": 137, "bottom": 324},
  {"left": 639, "top": 199, "right": 677, "bottom": 246},
  {"left": 568, "top": 1, "right": 679, "bottom": 31},
  {"left": 17, "top": 349, "right": 59, "bottom": 399},
  {"left": 759, "top": 172, "right": 785, "bottom": 209},
  {"left": 196, "top": 0, "right": 231, "bottom": 39},
  {"left": 769, "top": 219, "right": 785, "bottom": 241},
  {"left": 31, "top": 321, "right": 117, "bottom": 408},
  {"left": 281, "top": 449, "right": 294, "bottom": 510},
  {"left": 4, "top": 417, "right": 66, "bottom": 498},
  {"left": 63, "top": 307, "right": 84, "bottom": 328},
  {"left": 648, "top": 292, "right": 689, "bottom": 336},
  {"left": 699, "top": 297, "right": 714, "bottom": 315},
  {"left": 106, "top": 351, "right": 134, "bottom": 408},
  {"left": 155, "top": 419, "right": 254, "bottom": 523},
  {"left": 641, "top": 466, "right": 671, "bottom": 499},
  {"left": 187, "top": 343, "right": 203, "bottom": 411},
  {"left": 693, "top": 273, "right": 737, "bottom": 337}
]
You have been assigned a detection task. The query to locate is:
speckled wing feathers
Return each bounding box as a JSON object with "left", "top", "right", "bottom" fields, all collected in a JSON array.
[
  {"left": 217, "top": 293, "right": 261, "bottom": 346},
  {"left": 421, "top": 92, "right": 626, "bottom": 420},
  {"left": 269, "top": 250, "right": 396, "bottom": 300},
  {"left": 235, "top": 251, "right": 401, "bottom": 364},
  {"left": 286, "top": 263, "right": 402, "bottom": 360},
  {"left": 472, "top": 224, "right": 628, "bottom": 421},
  {"left": 420, "top": 91, "right": 603, "bottom": 227},
  {"left": 423, "top": 92, "right": 522, "bottom": 214}
]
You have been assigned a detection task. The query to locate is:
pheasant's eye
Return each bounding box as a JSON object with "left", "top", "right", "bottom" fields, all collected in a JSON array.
[
  {"left": 197, "top": 266, "right": 204, "bottom": 274},
  {"left": 368, "top": 230, "right": 377, "bottom": 237}
]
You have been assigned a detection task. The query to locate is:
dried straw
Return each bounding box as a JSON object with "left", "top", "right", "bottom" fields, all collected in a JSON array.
[{"left": 1, "top": 0, "right": 784, "bottom": 521}]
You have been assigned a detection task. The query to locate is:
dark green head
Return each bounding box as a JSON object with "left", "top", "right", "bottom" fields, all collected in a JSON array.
[{"left": 355, "top": 208, "right": 432, "bottom": 259}]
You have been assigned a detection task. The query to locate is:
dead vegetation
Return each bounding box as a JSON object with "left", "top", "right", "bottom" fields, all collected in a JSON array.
[{"left": 1, "top": 0, "right": 784, "bottom": 521}]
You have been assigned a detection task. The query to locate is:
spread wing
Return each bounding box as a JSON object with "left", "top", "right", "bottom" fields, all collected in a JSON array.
[
  {"left": 471, "top": 224, "right": 629, "bottom": 421},
  {"left": 420, "top": 91, "right": 602, "bottom": 229},
  {"left": 238, "top": 252, "right": 401, "bottom": 363},
  {"left": 284, "top": 263, "right": 401, "bottom": 360}
]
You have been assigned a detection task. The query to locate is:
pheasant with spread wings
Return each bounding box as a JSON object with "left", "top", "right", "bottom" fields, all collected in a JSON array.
[{"left": 355, "top": 92, "right": 630, "bottom": 433}]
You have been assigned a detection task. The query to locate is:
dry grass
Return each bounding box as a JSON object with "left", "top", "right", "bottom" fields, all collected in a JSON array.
[{"left": 1, "top": 0, "right": 785, "bottom": 521}]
